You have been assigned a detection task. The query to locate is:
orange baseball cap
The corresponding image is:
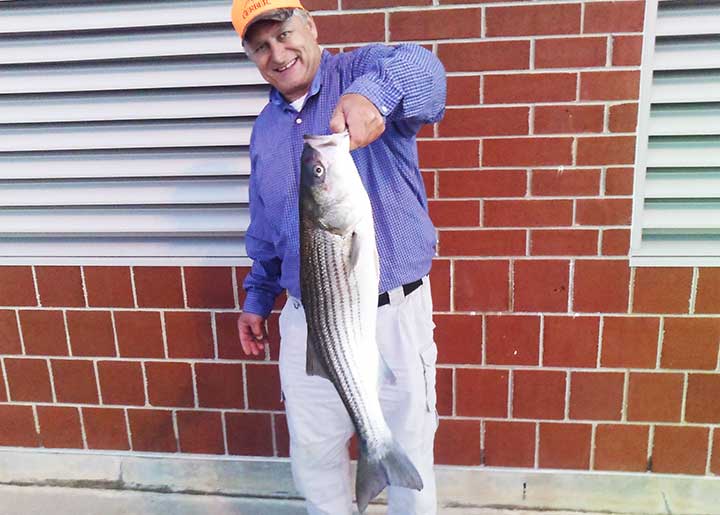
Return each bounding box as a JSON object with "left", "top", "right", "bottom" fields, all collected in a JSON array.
[{"left": 231, "top": 0, "right": 306, "bottom": 40}]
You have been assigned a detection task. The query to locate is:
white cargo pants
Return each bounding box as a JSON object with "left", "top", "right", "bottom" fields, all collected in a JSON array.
[{"left": 278, "top": 276, "right": 438, "bottom": 515}]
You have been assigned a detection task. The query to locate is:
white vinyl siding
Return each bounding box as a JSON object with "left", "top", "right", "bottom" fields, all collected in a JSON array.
[
  {"left": 0, "top": 0, "right": 267, "bottom": 265},
  {"left": 631, "top": 0, "right": 720, "bottom": 266}
]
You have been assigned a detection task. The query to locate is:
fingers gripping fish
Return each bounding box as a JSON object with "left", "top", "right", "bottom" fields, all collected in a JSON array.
[{"left": 299, "top": 132, "right": 423, "bottom": 513}]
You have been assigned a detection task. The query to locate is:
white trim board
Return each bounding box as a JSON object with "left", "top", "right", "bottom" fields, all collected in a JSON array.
[{"left": 0, "top": 449, "right": 717, "bottom": 514}]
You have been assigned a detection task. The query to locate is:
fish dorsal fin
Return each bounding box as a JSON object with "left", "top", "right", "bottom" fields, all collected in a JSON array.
[{"left": 306, "top": 335, "right": 331, "bottom": 381}]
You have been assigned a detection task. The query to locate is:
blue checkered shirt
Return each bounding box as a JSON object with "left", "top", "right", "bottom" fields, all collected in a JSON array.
[{"left": 243, "top": 44, "right": 447, "bottom": 317}]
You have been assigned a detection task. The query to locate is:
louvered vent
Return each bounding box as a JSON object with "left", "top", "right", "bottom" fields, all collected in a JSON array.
[
  {"left": 0, "top": 0, "right": 267, "bottom": 264},
  {"left": 632, "top": 0, "right": 720, "bottom": 265}
]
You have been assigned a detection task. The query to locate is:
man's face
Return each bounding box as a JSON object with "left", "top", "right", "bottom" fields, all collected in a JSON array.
[{"left": 244, "top": 13, "right": 322, "bottom": 102}]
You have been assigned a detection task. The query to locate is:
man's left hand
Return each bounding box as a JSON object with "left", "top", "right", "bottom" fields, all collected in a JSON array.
[{"left": 330, "top": 94, "right": 385, "bottom": 150}]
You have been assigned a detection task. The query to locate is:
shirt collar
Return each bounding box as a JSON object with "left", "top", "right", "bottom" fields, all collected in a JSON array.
[{"left": 269, "top": 49, "right": 331, "bottom": 110}]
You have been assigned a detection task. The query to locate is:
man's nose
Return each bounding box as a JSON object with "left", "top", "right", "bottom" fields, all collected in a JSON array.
[{"left": 269, "top": 41, "right": 286, "bottom": 65}]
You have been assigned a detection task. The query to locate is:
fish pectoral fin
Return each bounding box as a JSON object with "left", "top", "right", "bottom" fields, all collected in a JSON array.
[
  {"left": 305, "top": 338, "right": 331, "bottom": 381},
  {"left": 349, "top": 231, "right": 362, "bottom": 272}
]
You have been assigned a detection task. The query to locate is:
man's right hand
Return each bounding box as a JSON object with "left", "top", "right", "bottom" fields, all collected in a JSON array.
[{"left": 237, "top": 312, "right": 268, "bottom": 356}]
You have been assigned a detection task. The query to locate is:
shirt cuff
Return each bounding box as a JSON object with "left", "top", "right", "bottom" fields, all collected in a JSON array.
[
  {"left": 344, "top": 75, "right": 403, "bottom": 119},
  {"left": 242, "top": 290, "right": 275, "bottom": 319}
]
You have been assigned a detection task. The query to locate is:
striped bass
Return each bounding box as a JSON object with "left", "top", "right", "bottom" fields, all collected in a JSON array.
[{"left": 299, "top": 131, "right": 423, "bottom": 513}]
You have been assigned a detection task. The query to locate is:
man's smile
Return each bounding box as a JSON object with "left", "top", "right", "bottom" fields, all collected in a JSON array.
[{"left": 275, "top": 57, "right": 299, "bottom": 73}]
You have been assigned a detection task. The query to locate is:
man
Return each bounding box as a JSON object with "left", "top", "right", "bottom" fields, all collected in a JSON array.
[{"left": 231, "top": 1, "right": 446, "bottom": 513}]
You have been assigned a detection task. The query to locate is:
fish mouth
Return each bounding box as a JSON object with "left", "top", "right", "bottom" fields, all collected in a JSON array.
[{"left": 303, "top": 131, "right": 350, "bottom": 144}]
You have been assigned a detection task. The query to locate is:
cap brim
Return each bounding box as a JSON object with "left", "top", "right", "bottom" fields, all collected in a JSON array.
[{"left": 242, "top": 10, "right": 295, "bottom": 39}]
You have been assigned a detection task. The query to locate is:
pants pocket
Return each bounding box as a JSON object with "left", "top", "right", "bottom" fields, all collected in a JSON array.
[{"left": 419, "top": 344, "right": 437, "bottom": 413}]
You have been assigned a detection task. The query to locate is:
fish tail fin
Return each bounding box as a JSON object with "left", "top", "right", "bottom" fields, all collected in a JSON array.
[{"left": 355, "top": 441, "right": 423, "bottom": 513}]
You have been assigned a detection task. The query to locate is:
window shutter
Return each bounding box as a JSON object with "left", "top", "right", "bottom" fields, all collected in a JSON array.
[
  {"left": 0, "top": 0, "right": 267, "bottom": 265},
  {"left": 632, "top": 0, "right": 720, "bottom": 266}
]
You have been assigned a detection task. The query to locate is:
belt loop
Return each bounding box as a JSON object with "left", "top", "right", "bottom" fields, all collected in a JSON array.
[{"left": 388, "top": 285, "right": 405, "bottom": 306}]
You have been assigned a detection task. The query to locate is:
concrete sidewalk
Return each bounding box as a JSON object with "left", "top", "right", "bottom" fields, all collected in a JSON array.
[{"left": 0, "top": 484, "right": 623, "bottom": 515}]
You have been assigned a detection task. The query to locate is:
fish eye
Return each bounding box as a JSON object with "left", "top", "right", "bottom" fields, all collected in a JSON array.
[{"left": 313, "top": 164, "right": 324, "bottom": 177}]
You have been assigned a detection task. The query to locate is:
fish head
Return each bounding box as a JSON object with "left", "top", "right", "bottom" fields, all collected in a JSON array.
[{"left": 300, "top": 131, "right": 366, "bottom": 233}]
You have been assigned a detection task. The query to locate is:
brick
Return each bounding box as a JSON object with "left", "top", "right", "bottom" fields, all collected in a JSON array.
[
  {"left": 315, "top": 13, "right": 384, "bottom": 45},
  {"left": 602, "top": 229, "right": 630, "bottom": 256},
  {"left": 628, "top": 373, "right": 683, "bottom": 422},
  {"left": 484, "top": 421, "right": 535, "bottom": 467},
  {"left": 422, "top": 170, "right": 435, "bottom": 197},
  {"left": 0, "top": 405, "right": 39, "bottom": 447},
  {"left": 584, "top": 1, "right": 645, "bottom": 33},
  {"left": 534, "top": 105, "right": 604, "bottom": 134},
  {"left": 535, "top": 37, "right": 607, "bottom": 69},
  {"left": 633, "top": 267, "right": 692, "bottom": 314},
  {"left": 247, "top": 364, "right": 282, "bottom": 411},
  {"left": 344, "top": 0, "right": 428, "bottom": 8},
  {"left": 513, "top": 260, "right": 569, "bottom": 312},
  {"left": 51, "top": 359, "right": 99, "bottom": 404},
  {"left": 594, "top": 424, "right": 649, "bottom": 472},
  {"left": 453, "top": 260, "right": 509, "bottom": 312},
  {"left": 0, "top": 310, "right": 21, "bottom": 354},
  {"left": 661, "top": 318, "right": 720, "bottom": 371},
  {"left": 390, "top": 8, "right": 481, "bottom": 41},
  {"left": 145, "top": 362, "right": 194, "bottom": 408},
  {"left": 713, "top": 431, "right": 720, "bottom": 475},
  {"left": 177, "top": 411, "right": 224, "bottom": 455},
  {"left": 428, "top": 200, "right": 480, "bottom": 227},
  {"left": 446, "top": 76, "right": 480, "bottom": 105},
  {"left": 226, "top": 412, "right": 274, "bottom": 456},
  {"left": 0, "top": 367, "right": 5, "bottom": 402},
  {"left": 513, "top": 370, "right": 566, "bottom": 420},
  {"left": 275, "top": 413, "right": 290, "bottom": 457},
  {"left": 543, "top": 316, "right": 599, "bottom": 368},
  {"left": 487, "top": 4, "right": 581, "bottom": 36},
  {"left": 438, "top": 230, "right": 526, "bottom": 257},
  {"left": 0, "top": 266, "right": 36, "bottom": 307},
  {"left": 97, "top": 361, "right": 145, "bottom": 406},
  {"left": 418, "top": 124, "right": 434, "bottom": 139},
  {"left": 573, "top": 260, "right": 630, "bottom": 313},
  {"left": 601, "top": 316, "right": 659, "bottom": 368},
  {"left": 438, "top": 41, "right": 529, "bottom": 72},
  {"left": 5, "top": 358, "right": 52, "bottom": 402},
  {"left": 439, "top": 107, "right": 529, "bottom": 137},
  {"left": 134, "top": 266, "right": 184, "bottom": 308},
  {"left": 456, "top": 369, "right": 508, "bottom": 417},
  {"left": 434, "top": 314, "right": 482, "bottom": 364},
  {"left": 609, "top": 103, "right": 638, "bottom": 133},
  {"left": 418, "top": 140, "right": 479, "bottom": 168},
  {"left": 82, "top": 407, "right": 130, "bottom": 450},
  {"left": 114, "top": 311, "right": 164, "bottom": 359},
  {"left": 531, "top": 229, "right": 598, "bottom": 256},
  {"left": 581, "top": 71, "right": 640, "bottom": 101},
  {"left": 36, "top": 266, "right": 84, "bottom": 307},
  {"left": 485, "top": 74, "right": 576, "bottom": 104},
  {"left": 128, "top": 409, "right": 177, "bottom": 453},
  {"left": 577, "top": 136, "right": 636, "bottom": 166},
  {"left": 84, "top": 267, "right": 134, "bottom": 308},
  {"left": 531, "top": 169, "right": 601, "bottom": 196},
  {"left": 484, "top": 199, "right": 573, "bottom": 227},
  {"left": 484, "top": 138, "right": 573, "bottom": 167},
  {"left": 434, "top": 419, "right": 481, "bottom": 466},
  {"left": 185, "top": 267, "right": 235, "bottom": 309},
  {"left": 196, "top": 363, "right": 245, "bottom": 409},
  {"left": 652, "top": 426, "right": 709, "bottom": 475},
  {"left": 438, "top": 170, "right": 527, "bottom": 198},
  {"left": 486, "top": 315, "right": 540, "bottom": 365},
  {"left": 303, "top": 0, "right": 336, "bottom": 8},
  {"left": 569, "top": 372, "right": 624, "bottom": 420},
  {"left": 696, "top": 268, "right": 720, "bottom": 314},
  {"left": 67, "top": 310, "right": 116, "bottom": 357},
  {"left": 165, "top": 312, "right": 214, "bottom": 359},
  {"left": 436, "top": 367, "right": 453, "bottom": 416},
  {"left": 38, "top": 406, "right": 83, "bottom": 449},
  {"left": 576, "top": 199, "right": 632, "bottom": 226},
  {"left": 686, "top": 374, "right": 720, "bottom": 423},
  {"left": 539, "top": 423, "right": 591, "bottom": 470},
  {"left": 613, "top": 35, "right": 643, "bottom": 66},
  {"left": 605, "top": 167, "right": 634, "bottom": 195},
  {"left": 19, "top": 310, "right": 68, "bottom": 356},
  {"left": 429, "top": 259, "right": 450, "bottom": 312}
]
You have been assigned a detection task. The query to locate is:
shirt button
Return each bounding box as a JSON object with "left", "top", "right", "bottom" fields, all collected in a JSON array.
[
  {"left": 381, "top": 106, "right": 388, "bottom": 114},
  {"left": 296, "top": 118, "right": 302, "bottom": 124}
]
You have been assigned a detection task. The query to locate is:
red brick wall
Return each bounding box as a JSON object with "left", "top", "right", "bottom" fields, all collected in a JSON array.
[{"left": 1, "top": 0, "right": 718, "bottom": 477}]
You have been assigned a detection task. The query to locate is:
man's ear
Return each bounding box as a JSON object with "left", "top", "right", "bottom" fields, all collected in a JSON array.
[{"left": 306, "top": 15, "right": 318, "bottom": 41}]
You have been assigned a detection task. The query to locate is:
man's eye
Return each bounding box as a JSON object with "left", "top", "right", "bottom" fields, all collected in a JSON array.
[
  {"left": 254, "top": 43, "right": 268, "bottom": 54},
  {"left": 278, "top": 31, "right": 290, "bottom": 41}
]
